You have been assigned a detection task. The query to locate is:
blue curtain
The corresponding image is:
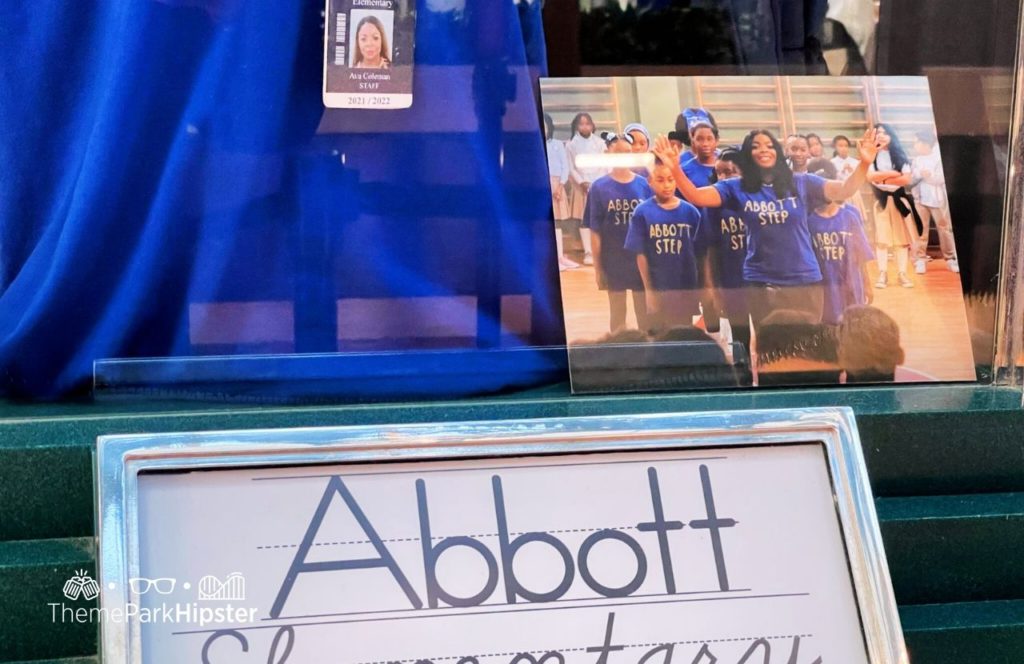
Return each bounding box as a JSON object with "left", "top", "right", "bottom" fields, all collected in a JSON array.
[{"left": 0, "top": 0, "right": 564, "bottom": 399}]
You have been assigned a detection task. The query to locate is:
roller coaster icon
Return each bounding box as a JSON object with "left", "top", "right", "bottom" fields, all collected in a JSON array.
[{"left": 197, "top": 572, "right": 246, "bottom": 602}]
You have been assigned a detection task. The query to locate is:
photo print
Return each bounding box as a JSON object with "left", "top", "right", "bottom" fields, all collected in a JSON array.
[
  {"left": 348, "top": 9, "right": 395, "bottom": 69},
  {"left": 540, "top": 76, "right": 975, "bottom": 393}
]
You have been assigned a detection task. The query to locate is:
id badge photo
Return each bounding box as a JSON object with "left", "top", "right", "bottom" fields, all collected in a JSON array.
[{"left": 323, "top": 0, "right": 415, "bottom": 109}]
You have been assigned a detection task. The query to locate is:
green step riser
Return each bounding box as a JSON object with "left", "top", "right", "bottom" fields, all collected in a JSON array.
[
  {"left": 904, "top": 628, "right": 1024, "bottom": 664},
  {"left": 881, "top": 516, "right": 1024, "bottom": 604},
  {"left": 7, "top": 636, "right": 1024, "bottom": 664},
  {"left": 3, "top": 511, "right": 1024, "bottom": 660},
  {"left": 4, "top": 513, "right": 1023, "bottom": 604},
  {"left": 3, "top": 597, "right": 1023, "bottom": 664},
  {"left": 1, "top": 388, "right": 1021, "bottom": 661},
  {"left": 3, "top": 408, "right": 1024, "bottom": 542},
  {"left": 0, "top": 560, "right": 97, "bottom": 662},
  {"left": 4, "top": 659, "right": 98, "bottom": 664}
]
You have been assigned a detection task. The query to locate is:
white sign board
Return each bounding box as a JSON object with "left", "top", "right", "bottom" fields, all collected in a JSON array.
[{"left": 95, "top": 409, "right": 906, "bottom": 664}]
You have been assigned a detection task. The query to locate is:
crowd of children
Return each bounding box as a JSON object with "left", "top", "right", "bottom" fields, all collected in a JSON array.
[{"left": 544, "top": 108, "right": 956, "bottom": 385}]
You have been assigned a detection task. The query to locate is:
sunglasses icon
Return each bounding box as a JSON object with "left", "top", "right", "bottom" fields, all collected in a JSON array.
[{"left": 128, "top": 577, "right": 176, "bottom": 595}]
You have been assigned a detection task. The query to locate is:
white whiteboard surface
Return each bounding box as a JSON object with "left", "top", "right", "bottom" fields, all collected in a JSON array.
[{"left": 96, "top": 410, "right": 905, "bottom": 664}]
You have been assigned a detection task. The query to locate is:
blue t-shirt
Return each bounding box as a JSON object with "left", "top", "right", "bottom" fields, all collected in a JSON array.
[
  {"left": 808, "top": 204, "right": 873, "bottom": 325},
  {"left": 695, "top": 205, "right": 748, "bottom": 289},
  {"left": 624, "top": 198, "right": 702, "bottom": 291},
  {"left": 713, "top": 173, "right": 827, "bottom": 285},
  {"left": 682, "top": 159, "right": 716, "bottom": 188},
  {"left": 678, "top": 149, "right": 720, "bottom": 171},
  {"left": 583, "top": 174, "right": 652, "bottom": 290}
]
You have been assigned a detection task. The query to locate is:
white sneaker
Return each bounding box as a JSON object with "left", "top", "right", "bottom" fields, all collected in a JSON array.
[
  {"left": 875, "top": 272, "right": 888, "bottom": 289},
  {"left": 947, "top": 259, "right": 960, "bottom": 273},
  {"left": 898, "top": 272, "right": 914, "bottom": 288},
  {"left": 583, "top": 253, "right": 594, "bottom": 266},
  {"left": 914, "top": 258, "right": 926, "bottom": 274},
  {"left": 558, "top": 257, "right": 580, "bottom": 271}
]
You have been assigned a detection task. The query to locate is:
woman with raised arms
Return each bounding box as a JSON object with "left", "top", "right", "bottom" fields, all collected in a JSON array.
[{"left": 653, "top": 127, "right": 879, "bottom": 328}]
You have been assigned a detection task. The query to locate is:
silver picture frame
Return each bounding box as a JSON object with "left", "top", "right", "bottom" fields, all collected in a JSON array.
[{"left": 95, "top": 407, "right": 905, "bottom": 663}]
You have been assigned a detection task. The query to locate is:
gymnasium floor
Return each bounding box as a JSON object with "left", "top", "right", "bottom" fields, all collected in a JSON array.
[{"left": 559, "top": 257, "right": 977, "bottom": 383}]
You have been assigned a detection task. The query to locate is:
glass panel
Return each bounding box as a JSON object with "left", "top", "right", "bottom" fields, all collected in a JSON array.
[
  {"left": 538, "top": 0, "right": 1022, "bottom": 387},
  {"left": 1, "top": 1, "right": 565, "bottom": 401},
  {"left": 2, "top": 0, "right": 1020, "bottom": 400}
]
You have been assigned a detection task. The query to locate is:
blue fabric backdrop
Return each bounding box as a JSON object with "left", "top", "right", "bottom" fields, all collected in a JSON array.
[{"left": 0, "top": 0, "right": 563, "bottom": 399}]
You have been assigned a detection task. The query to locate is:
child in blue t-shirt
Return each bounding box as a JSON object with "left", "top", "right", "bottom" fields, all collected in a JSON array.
[
  {"left": 625, "top": 160, "right": 702, "bottom": 332},
  {"left": 675, "top": 109, "right": 719, "bottom": 332},
  {"left": 695, "top": 150, "right": 752, "bottom": 362},
  {"left": 676, "top": 108, "right": 720, "bottom": 183},
  {"left": 806, "top": 158, "right": 874, "bottom": 325},
  {"left": 583, "top": 131, "right": 653, "bottom": 333}
]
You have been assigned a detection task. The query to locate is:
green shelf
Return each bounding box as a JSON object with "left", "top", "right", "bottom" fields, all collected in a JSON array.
[{"left": 0, "top": 384, "right": 1020, "bottom": 662}]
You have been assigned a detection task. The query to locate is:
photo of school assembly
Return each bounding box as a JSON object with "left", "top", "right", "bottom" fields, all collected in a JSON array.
[{"left": 540, "top": 76, "right": 976, "bottom": 391}]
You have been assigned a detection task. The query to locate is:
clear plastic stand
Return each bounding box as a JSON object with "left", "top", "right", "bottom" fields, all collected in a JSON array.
[{"left": 93, "top": 347, "right": 566, "bottom": 403}]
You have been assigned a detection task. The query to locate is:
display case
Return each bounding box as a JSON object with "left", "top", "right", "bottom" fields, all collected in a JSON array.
[{"left": 1, "top": 1, "right": 1024, "bottom": 663}]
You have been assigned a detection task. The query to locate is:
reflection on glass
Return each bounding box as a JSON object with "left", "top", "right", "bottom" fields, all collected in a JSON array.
[{"left": 546, "top": 0, "right": 1020, "bottom": 385}]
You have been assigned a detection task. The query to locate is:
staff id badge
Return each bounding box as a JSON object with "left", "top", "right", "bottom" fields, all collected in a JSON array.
[{"left": 323, "top": 0, "right": 415, "bottom": 109}]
